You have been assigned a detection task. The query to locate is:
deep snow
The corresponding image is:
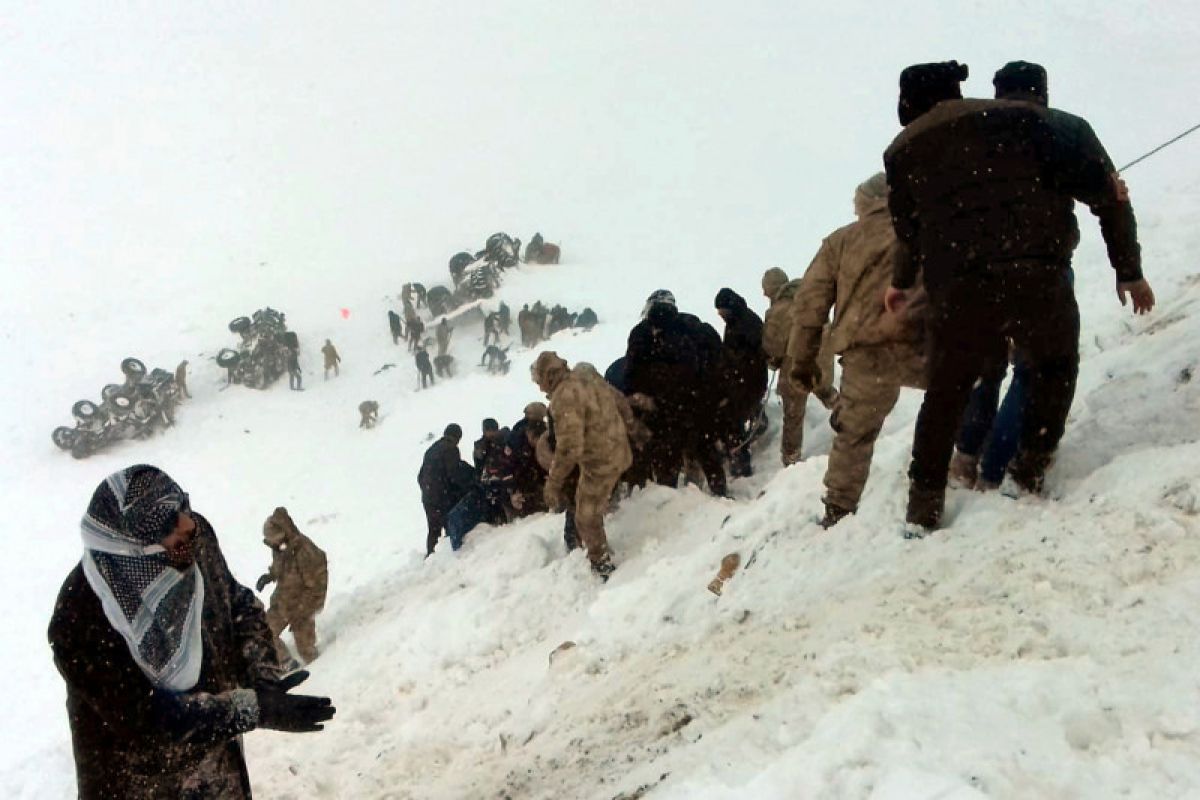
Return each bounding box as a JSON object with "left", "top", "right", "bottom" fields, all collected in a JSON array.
[{"left": 3, "top": 3, "right": 1200, "bottom": 799}]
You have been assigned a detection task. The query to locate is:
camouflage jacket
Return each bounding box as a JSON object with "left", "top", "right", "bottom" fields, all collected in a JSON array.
[{"left": 547, "top": 364, "right": 633, "bottom": 487}]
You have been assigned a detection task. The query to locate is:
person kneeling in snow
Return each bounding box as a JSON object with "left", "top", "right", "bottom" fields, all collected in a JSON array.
[
  {"left": 48, "top": 465, "right": 334, "bottom": 799},
  {"left": 532, "top": 351, "right": 634, "bottom": 580}
]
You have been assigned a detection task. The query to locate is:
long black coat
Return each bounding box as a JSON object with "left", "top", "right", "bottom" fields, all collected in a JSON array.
[
  {"left": 48, "top": 514, "right": 278, "bottom": 799},
  {"left": 717, "top": 291, "right": 768, "bottom": 422}
]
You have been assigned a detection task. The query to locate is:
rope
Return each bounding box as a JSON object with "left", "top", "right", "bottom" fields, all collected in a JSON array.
[{"left": 1119, "top": 122, "right": 1200, "bottom": 172}]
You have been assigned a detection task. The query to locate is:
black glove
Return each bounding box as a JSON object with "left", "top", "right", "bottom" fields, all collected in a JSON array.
[
  {"left": 256, "top": 670, "right": 335, "bottom": 733},
  {"left": 255, "top": 574, "right": 272, "bottom": 592}
]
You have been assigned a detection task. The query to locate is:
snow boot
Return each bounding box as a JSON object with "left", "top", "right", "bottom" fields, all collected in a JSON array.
[
  {"left": 591, "top": 556, "right": 616, "bottom": 583},
  {"left": 948, "top": 450, "right": 978, "bottom": 490},
  {"left": 819, "top": 502, "right": 852, "bottom": 530},
  {"left": 1007, "top": 448, "right": 1054, "bottom": 496},
  {"left": 905, "top": 485, "right": 944, "bottom": 533}
]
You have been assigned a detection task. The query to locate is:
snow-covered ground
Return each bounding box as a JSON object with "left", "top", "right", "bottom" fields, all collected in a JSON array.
[{"left": 3, "top": 3, "right": 1200, "bottom": 798}]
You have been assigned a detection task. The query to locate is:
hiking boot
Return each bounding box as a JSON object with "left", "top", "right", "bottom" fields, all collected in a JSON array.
[
  {"left": 905, "top": 485, "right": 945, "bottom": 531},
  {"left": 1007, "top": 449, "right": 1054, "bottom": 495},
  {"left": 591, "top": 557, "right": 616, "bottom": 583},
  {"left": 819, "top": 502, "right": 853, "bottom": 529},
  {"left": 948, "top": 450, "right": 979, "bottom": 490}
]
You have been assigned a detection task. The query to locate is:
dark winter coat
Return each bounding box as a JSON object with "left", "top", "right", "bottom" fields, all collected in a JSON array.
[
  {"left": 715, "top": 289, "right": 768, "bottom": 420},
  {"left": 885, "top": 98, "right": 1141, "bottom": 293},
  {"left": 627, "top": 306, "right": 720, "bottom": 396},
  {"left": 388, "top": 310, "right": 403, "bottom": 336},
  {"left": 418, "top": 437, "right": 473, "bottom": 512},
  {"left": 48, "top": 513, "right": 277, "bottom": 799},
  {"left": 473, "top": 432, "right": 509, "bottom": 477},
  {"left": 502, "top": 420, "right": 548, "bottom": 514},
  {"left": 625, "top": 312, "right": 704, "bottom": 424}
]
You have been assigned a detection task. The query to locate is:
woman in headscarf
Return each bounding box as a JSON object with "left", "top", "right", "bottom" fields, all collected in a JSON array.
[{"left": 48, "top": 465, "right": 335, "bottom": 799}]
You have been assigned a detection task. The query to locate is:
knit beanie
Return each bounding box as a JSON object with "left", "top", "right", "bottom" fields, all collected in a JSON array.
[{"left": 897, "top": 61, "right": 969, "bottom": 125}]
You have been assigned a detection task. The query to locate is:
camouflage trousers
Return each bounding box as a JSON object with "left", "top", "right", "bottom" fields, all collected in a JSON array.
[
  {"left": 266, "top": 602, "right": 320, "bottom": 664},
  {"left": 824, "top": 343, "right": 926, "bottom": 512},
  {"left": 778, "top": 335, "right": 836, "bottom": 465},
  {"left": 574, "top": 467, "right": 622, "bottom": 565}
]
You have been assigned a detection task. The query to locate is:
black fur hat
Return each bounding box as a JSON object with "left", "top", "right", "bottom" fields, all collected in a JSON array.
[{"left": 898, "top": 61, "right": 969, "bottom": 125}]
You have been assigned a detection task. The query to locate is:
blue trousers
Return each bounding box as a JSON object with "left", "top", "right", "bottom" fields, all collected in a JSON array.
[{"left": 956, "top": 360, "right": 1029, "bottom": 485}]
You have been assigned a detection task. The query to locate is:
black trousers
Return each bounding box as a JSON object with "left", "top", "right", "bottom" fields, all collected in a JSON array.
[
  {"left": 910, "top": 263, "right": 1079, "bottom": 495},
  {"left": 648, "top": 420, "right": 728, "bottom": 497},
  {"left": 422, "top": 499, "right": 446, "bottom": 555}
]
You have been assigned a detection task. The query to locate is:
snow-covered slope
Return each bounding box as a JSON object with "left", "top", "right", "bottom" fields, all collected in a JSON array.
[
  {"left": 3, "top": 3, "right": 1200, "bottom": 798},
  {"left": 6, "top": 176, "right": 1200, "bottom": 798}
]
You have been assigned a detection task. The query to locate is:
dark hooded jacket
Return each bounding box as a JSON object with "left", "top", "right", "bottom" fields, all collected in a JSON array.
[
  {"left": 49, "top": 512, "right": 278, "bottom": 799},
  {"left": 715, "top": 289, "right": 768, "bottom": 420},
  {"left": 418, "top": 436, "right": 474, "bottom": 512}
]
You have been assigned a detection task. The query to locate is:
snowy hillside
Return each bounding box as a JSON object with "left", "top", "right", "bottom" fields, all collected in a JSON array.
[
  {"left": 5, "top": 176, "right": 1200, "bottom": 798},
  {"left": 3, "top": 3, "right": 1200, "bottom": 799}
]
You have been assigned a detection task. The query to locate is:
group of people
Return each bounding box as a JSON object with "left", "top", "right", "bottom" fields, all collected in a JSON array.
[
  {"left": 419, "top": 58, "right": 1154, "bottom": 574},
  {"left": 47, "top": 58, "right": 1155, "bottom": 798},
  {"left": 517, "top": 302, "right": 599, "bottom": 348},
  {"left": 280, "top": 337, "right": 342, "bottom": 391}
]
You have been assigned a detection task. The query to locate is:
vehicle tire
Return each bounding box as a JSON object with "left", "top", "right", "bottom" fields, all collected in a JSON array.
[
  {"left": 229, "top": 316, "right": 252, "bottom": 335},
  {"left": 120, "top": 358, "right": 147, "bottom": 379},
  {"left": 102, "top": 383, "right": 127, "bottom": 402},
  {"left": 52, "top": 427, "right": 78, "bottom": 451},
  {"left": 71, "top": 437, "right": 93, "bottom": 459},
  {"left": 108, "top": 393, "right": 134, "bottom": 415},
  {"left": 217, "top": 348, "right": 241, "bottom": 368},
  {"left": 426, "top": 285, "right": 453, "bottom": 317},
  {"left": 72, "top": 400, "right": 99, "bottom": 420}
]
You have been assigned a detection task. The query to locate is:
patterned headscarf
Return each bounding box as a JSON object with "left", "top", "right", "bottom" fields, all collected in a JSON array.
[{"left": 80, "top": 465, "right": 205, "bottom": 693}]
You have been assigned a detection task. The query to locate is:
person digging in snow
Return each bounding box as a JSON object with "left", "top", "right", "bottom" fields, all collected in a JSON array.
[{"left": 532, "top": 351, "right": 634, "bottom": 580}]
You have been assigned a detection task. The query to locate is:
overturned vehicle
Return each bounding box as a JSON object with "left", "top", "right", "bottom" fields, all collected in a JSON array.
[
  {"left": 215, "top": 307, "right": 297, "bottom": 389},
  {"left": 52, "top": 358, "right": 181, "bottom": 459}
]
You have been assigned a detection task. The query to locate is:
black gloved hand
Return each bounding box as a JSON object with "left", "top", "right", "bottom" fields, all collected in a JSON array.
[
  {"left": 255, "top": 574, "right": 272, "bottom": 592},
  {"left": 256, "top": 670, "right": 335, "bottom": 733}
]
